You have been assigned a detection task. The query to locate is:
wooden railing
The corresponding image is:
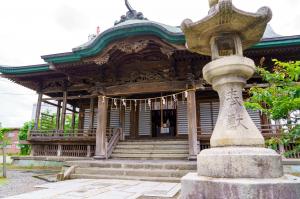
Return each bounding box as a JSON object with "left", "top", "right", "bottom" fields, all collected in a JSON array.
[
  {"left": 197, "top": 124, "right": 287, "bottom": 140},
  {"left": 105, "top": 127, "right": 123, "bottom": 159},
  {"left": 28, "top": 129, "right": 96, "bottom": 141}
]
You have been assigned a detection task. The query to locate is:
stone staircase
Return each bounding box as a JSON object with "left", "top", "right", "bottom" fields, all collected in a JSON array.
[
  {"left": 64, "top": 139, "right": 194, "bottom": 182},
  {"left": 111, "top": 139, "right": 190, "bottom": 160},
  {"left": 66, "top": 159, "right": 196, "bottom": 182}
]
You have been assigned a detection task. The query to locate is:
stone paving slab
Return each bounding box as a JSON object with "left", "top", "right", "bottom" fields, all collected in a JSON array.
[{"left": 4, "top": 179, "right": 181, "bottom": 199}]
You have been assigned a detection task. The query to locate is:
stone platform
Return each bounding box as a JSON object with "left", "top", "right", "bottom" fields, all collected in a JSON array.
[{"left": 181, "top": 173, "right": 300, "bottom": 199}]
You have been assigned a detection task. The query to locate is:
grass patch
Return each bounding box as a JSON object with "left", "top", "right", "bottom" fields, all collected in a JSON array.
[
  {"left": 291, "top": 173, "right": 300, "bottom": 177},
  {"left": 6, "top": 165, "right": 60, "bottom": 171},
  {"left": 0, "top": 177, "right": 7, "bottom": 186}
]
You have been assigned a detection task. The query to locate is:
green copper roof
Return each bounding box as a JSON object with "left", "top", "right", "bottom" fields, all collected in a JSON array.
[
  {"left": 1, "top": 19, "right": 300, "bottom": 75},
  {"left": 42, "top": 20, "right": 185, "bottom": 64},
  {"left": 252, "top": 36, "right": 300, "bottom": 49},
  {"left": 0, "top": 64, "right": 50, "bottom": 75}
]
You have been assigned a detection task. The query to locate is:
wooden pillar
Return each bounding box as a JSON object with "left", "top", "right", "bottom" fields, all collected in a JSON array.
[
  {"left": 78, "top": 103, "right": 84, "bottom": 130},
  {"left": 88, "top": 98, "right": 95, "bottom": 133},
  {"left": 34, "top": 93, "right": 43, "bottom": 129},
  {"left": 71, "top": 106, "right": 76, "bottom": 130},
  {"left": 187, "top": 89, "right": 198, "bottom": 160},
  {"left": 57, "top": 144, "right": 62, "bottom": 156},
  {"left": 87, "top": 145, "right": 91, "bottom": 157},
  {"left": 60, "top": 91, "right": 67, "bottom": 131},
  {"left": 56, "top": 100, "right": 61, "bottom": 130},
  {"left": 94, "top": 95, "right": 108, "bottom": 159},
  {"left": 120, "top": 105, "right": 125, "bottom": 132},
  {"left": 130, "top": 102, "right": 138, "bottom": 138}
]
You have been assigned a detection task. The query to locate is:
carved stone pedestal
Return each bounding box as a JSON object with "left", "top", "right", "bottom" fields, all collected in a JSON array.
[{"left": 181, "top": 173, "right": 300, "bottom": 199}]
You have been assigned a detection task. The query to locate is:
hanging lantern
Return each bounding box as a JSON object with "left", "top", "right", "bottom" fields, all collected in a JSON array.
[{"left": 184, "top": 91, "right": 188, "bottom": 98}]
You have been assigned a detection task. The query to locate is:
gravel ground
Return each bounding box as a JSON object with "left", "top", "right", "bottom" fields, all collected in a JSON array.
[{"left": 0, "top": 169, "right": 56, "bottom": 198}]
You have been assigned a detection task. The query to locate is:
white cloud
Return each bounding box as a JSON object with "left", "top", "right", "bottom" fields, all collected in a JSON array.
[{"left": 0, "top": 0, "right": 299, "bottom": 127}]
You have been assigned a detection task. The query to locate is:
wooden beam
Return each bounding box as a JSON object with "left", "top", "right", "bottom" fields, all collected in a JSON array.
[
  {"left": 43, "top": 100, "right": 78, "bottom": 113},
  {"left": 42, "top": 95, "right": 95, "bottom": 101},
  {"left": 105, "top": 81, "right": 204, "bottom": 96}
]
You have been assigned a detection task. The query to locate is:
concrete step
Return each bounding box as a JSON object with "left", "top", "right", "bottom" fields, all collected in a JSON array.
[
  {"left": 111, "top": 153, "right": 188, "bottom": 160},
  {"left": 118, "top": 140, "right": 188, "bottom": 145},
  {"left": 115, "top": 144, "right": 189, "bottom": 150},
  {"left": 65, "top": 160, "right": 197, "bottom": 170},
  {"left": 70, "top": 173, "right": 181, "bottom": 183},
  {"left": 113, "top": 149, "right": 189, "bottom": 154},
  {"left": 75, "top": 167, "right": 192, "bottom": 178}
]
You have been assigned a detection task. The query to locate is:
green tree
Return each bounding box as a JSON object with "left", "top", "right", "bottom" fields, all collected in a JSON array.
[
  {"left": 18, "top": 121, "right": 34, "bottom": 155},
  {"left": 245, "top": 60, "right": 300, "bottom": 156},
  {"left": 0, "top": 127, "right": 11, "bottom": 178}
]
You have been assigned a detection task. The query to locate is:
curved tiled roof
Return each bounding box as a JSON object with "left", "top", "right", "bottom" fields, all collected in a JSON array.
[{"left": 0, "top": 64, "right": 50, "bottom": 75}]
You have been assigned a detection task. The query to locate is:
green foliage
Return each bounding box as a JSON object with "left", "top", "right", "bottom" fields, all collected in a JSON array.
[
  {"left": 245, "top": 60, "right": 300, "bottom": 120},
  {"left": 0, "top": 128, "right": 11, "bottom": 147},
  {"left": 18, "top": 121, "right": 34, "bottom": 155},
  {"left": 39, "top": 111, "right": 78, "bottom": 131},
  {"left": 245, "top": 60, "right": 300, "bottom": 156}
]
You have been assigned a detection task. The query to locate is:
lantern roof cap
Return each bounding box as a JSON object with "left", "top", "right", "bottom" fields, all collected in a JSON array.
[{"left": 181, "top": 0, "right": 272, "bottom": 56}]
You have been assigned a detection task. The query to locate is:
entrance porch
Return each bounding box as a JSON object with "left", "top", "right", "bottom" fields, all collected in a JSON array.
[{"left": 27, "top": 89, "right": 287, "bottom": 160}]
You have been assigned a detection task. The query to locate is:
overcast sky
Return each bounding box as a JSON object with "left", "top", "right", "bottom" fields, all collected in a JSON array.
[{"left": 0, "top": 0, "right": 300, "bottom": 127}]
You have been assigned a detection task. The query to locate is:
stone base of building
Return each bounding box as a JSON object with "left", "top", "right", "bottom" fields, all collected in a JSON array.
[{"left": 181, "top": 173, "right": 300, "bottom": 199}]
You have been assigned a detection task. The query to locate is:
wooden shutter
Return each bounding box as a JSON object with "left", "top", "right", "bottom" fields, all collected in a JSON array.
[
  {"left": 199, "top": 101, "right": 262, "bottom": 132},
  {"left": 138, "top": 103, "right": 151, "bottom": 136},
  {"left": 83, "top": 109, "right": 90, "bottom": 130},
  {"left": 124, "top": 110, "right": 131, "bottom": 136},
  {"left": 199, "top": 102, "right": 219, "bottom": 134},
  {"left": 177, "top": 101, "right": 188, "bottom": 135},
  {"left": 109, "top": 109, "right": 120, "bottom": 128},
  {"left": 247, "top": 109, "right": 262, "bottom": 130},
  {"left": 93, "top": 108, "right": 98, "bottom": 129}
]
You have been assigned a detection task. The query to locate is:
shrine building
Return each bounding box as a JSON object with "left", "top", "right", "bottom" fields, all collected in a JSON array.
[{"left": 1, "top": 3, "right": 300, "bottom": 160}]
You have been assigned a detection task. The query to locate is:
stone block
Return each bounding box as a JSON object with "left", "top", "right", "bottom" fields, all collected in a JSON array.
[
  {"left": 181, "top": 173, "right": 300, "bottom": 199},
  {"left": 197, "top": 147, "right": 283, "bottom": 178}
]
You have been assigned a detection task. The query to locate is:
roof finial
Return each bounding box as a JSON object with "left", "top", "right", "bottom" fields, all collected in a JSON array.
[
  {"left": 209, "top": 0, "right": 219, "bottom": 8},
  {"left": 114, "top": 0, "right": 148, "bottom": 25},
  {"left": 125, "top": 0, "right": 134, "bottom": 13}
]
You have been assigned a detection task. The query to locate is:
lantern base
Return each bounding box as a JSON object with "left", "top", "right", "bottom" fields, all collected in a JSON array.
[
  {"left": 181, "top": 173, "right": 300, "bottom": 199},
  {"left": 197, "top": 147, "right": 283, "bottom": 178}
]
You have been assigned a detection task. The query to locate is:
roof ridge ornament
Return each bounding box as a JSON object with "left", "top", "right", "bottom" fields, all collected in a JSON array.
[{"left": 114, "top": 0, "right": 148, "bottom": 25}]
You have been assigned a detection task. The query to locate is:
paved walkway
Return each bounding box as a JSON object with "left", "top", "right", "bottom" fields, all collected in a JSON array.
[{"left": 4, "top": 179, "right": 180, "bottom": 199}]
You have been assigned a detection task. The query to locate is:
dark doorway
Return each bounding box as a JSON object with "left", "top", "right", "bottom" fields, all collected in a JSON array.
[{"left": 151, "top": 109, "right": 176, "bottom": 137}]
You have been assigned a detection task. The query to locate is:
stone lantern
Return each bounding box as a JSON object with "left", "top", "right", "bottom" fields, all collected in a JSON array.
[{"left": 180, "top": 0, "right": 300, "bottom": 198}]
